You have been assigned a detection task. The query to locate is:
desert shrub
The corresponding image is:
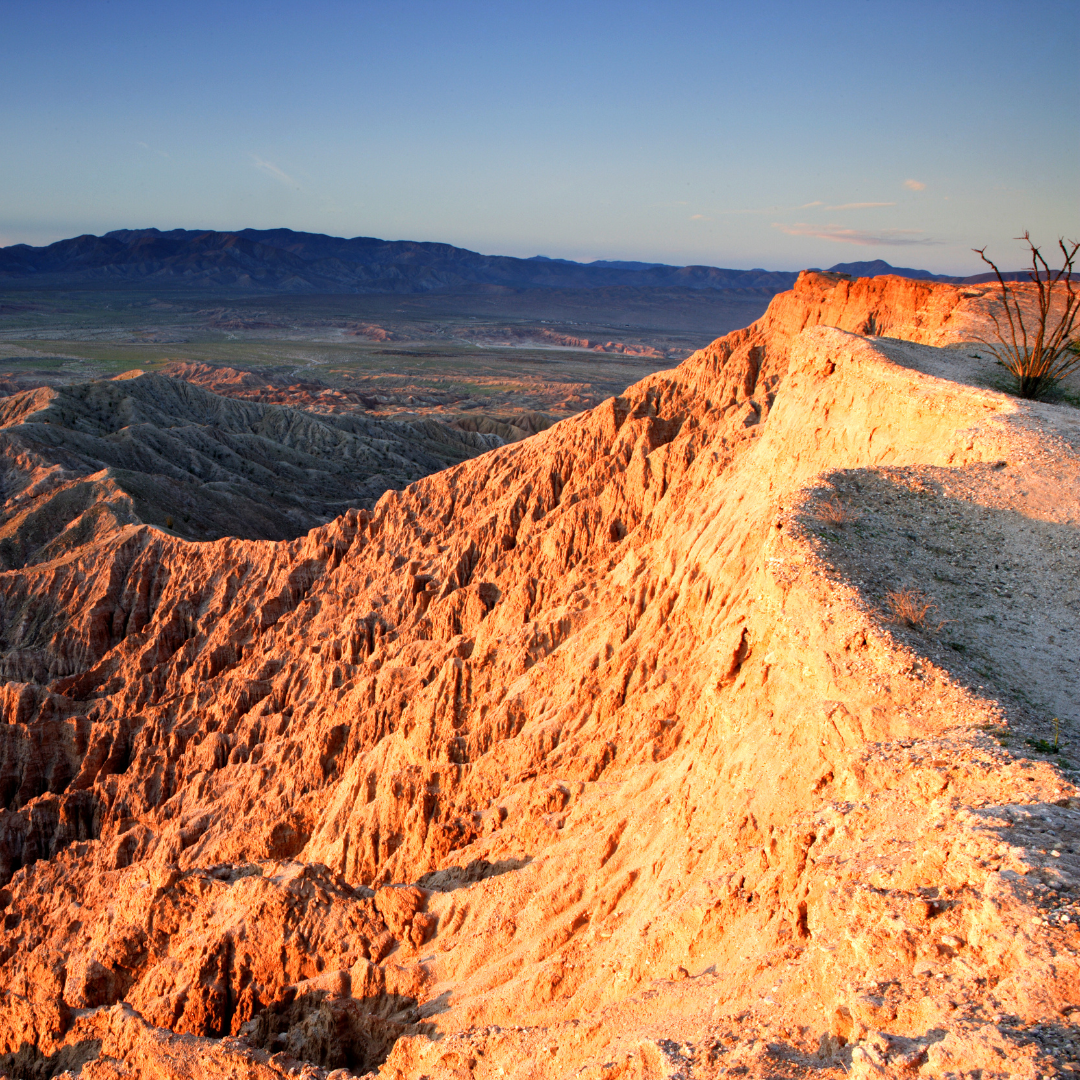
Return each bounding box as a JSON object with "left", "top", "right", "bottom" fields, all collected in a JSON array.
[
  {"left": 886, "top": 587, "right": 937, "bottom": 630},
  {"left": 815, "top": 496, "right": 858, "bottom": 527},
  {"left": 974, "top": 232, "right": 1080, "bottom": 399},
  {"left": 1026, "top": 736, "right": 1059, "bottom": 755}
]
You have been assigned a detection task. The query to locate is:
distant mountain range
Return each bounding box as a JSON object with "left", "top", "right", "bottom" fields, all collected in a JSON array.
[
  {"left": 0, "top": 228, "right": 1022, "bottom": 294},
  {"left": 821, "top": 259, "right": 1025, "bottom": 285}
]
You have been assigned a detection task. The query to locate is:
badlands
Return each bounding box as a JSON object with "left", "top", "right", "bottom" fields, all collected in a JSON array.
[
  {"left": 0, "top": 271, "right": 1077, "bottom": 1079},
  {"left": 0, "top": 370, "right": 500, "bottom": 562}
]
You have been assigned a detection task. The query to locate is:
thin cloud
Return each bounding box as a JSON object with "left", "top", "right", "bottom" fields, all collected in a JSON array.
[
  {"left": 717, "top": 199, "right": 825, "bottom": 216},
  {"left": 904, "top": 179, "right": 926, "bottom": 191},
  {"left": 772, "top": 222, "right": 940, "bottom": 246},
  {"left": 250, "top": 155, "right": 301, "bottom": 190},
  {"left": 137, "top": 141, "right": 169, "bottom": 159},
  {"left": 713, "top": 200, "right": 822, "bottom": 217},
  {"left": 690, "top": 214, "right": 711, "bottom": 221},
  {"left": 697, "top": 198, "right": 892, "bottom": 218}
]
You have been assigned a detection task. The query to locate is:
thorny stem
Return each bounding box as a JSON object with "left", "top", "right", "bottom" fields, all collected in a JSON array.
[{"left": 972, "top": 232, "right": 1080, "bottom": 398}]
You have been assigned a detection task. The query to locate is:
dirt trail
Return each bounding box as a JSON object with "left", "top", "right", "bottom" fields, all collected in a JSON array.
[{"left": 0, "top": 273, "right": 1077, "bottom": 1079}]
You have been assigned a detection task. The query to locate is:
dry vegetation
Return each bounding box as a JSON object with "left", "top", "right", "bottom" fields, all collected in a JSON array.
[
  {"left": 885, "top": 586, "right": 939, "bottom": 630},
  {"left": 975, "top": 232, "right": 1080, "bottom": 399},
  {"left": 814, "top": 495, "right": 859, "bottom": 527}
]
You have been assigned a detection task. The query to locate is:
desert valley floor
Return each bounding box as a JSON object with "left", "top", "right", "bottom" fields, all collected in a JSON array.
[{"left": 0, "top": 273, "right": 1077, "bottom": 1079}]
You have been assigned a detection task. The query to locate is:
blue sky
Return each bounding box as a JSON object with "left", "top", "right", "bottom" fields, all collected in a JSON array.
[{"left": 1, "top": 0, "right": 1076, "bottom": 274}]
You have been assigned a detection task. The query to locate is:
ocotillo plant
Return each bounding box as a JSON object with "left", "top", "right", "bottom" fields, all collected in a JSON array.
[{"left": 973, "top": 232, "right": 1079, "bottom": 399}]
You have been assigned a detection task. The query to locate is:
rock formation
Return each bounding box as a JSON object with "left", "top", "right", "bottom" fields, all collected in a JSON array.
[
  {"left": 158, "top": 362, "right": 416, "bottom": 417},
  {"left": 448, "top": 326, "right": 671, "bottom": 358},
  {"left": 0, "top": 272, "right": 1077, "bottom": 1078},
  {"left": 156, "top": 363, "right": 559, "bottom": 444},
  {"left": 0, "top": 372, "right": 499, "bottom": 566}
]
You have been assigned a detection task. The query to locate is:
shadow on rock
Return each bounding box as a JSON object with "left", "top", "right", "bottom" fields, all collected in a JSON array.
[
  {"left": 417, "top": 856, "right": 531, "bottom": 893},
  {"left": 0, "top": 1038, "right": 101, "bottom": 1080},
  {"left": 799, "top": 465, "right": 1080, "bottom": 742},
  {"left": 244, "top": 984, "right": 444, "bottom": 1074}
]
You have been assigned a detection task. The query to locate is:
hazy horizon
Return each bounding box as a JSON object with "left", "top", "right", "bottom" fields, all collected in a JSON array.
[{"left": 2, "top": 0, "right": 1077, "bottom": 277}]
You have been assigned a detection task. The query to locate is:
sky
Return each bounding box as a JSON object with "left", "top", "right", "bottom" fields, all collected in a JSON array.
[{"left": 0, "top": 0, "right": 1077, "bottom": 275}]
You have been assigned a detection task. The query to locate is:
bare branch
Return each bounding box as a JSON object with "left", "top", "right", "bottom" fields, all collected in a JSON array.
[{"left": 974, "top": 234, "right": 1080, "bottom": 398}]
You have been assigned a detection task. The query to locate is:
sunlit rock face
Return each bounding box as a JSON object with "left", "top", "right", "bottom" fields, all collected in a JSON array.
[{"left": 0, "top": 273, "right": 1077, "bottom": 1080}]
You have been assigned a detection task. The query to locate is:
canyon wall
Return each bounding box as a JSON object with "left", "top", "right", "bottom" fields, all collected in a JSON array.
[{"left": 0, "top": 273, "right": 1076, "bottom": 1079}]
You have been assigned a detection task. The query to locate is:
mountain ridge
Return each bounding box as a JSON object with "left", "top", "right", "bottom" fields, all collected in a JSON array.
[{"left": 0, "top": 228, "right": 1013, "bottom": 295}]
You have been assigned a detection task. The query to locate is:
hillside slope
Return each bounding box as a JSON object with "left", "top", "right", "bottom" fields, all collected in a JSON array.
[
  {"left": 0, "top": 373, "right": 499, "bottom": 570},
  {"left": 0, "top": 273, "right": 1077, "bottom": 1079}
]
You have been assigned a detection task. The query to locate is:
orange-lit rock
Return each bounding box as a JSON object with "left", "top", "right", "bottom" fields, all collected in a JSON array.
[{"left": 0, "top": 273, "right": 1077, "bottom": 1079}]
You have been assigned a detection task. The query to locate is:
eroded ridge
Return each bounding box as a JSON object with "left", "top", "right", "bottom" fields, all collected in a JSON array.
[{"left": 0, "top": 273, "right": 1077, "bottom": 1079}]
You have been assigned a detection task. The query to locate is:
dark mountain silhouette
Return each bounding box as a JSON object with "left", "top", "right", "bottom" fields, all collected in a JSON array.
[
  {"left": 824, "top": 258, "right": 950, "bottom": 281},
  {"left": 824, "top": 258, "right": 1047, "bottom": 285},
  {"left": 0, "top": 228, "right": 800, "bottom": 294},
  {"left": 0, "top": 229, "right": 1023, "bottom": 293}
]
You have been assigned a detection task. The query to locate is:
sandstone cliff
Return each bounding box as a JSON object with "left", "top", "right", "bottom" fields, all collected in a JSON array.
[{"left": 0, "top": 273, "right": 1077, "bottom": 1079}]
